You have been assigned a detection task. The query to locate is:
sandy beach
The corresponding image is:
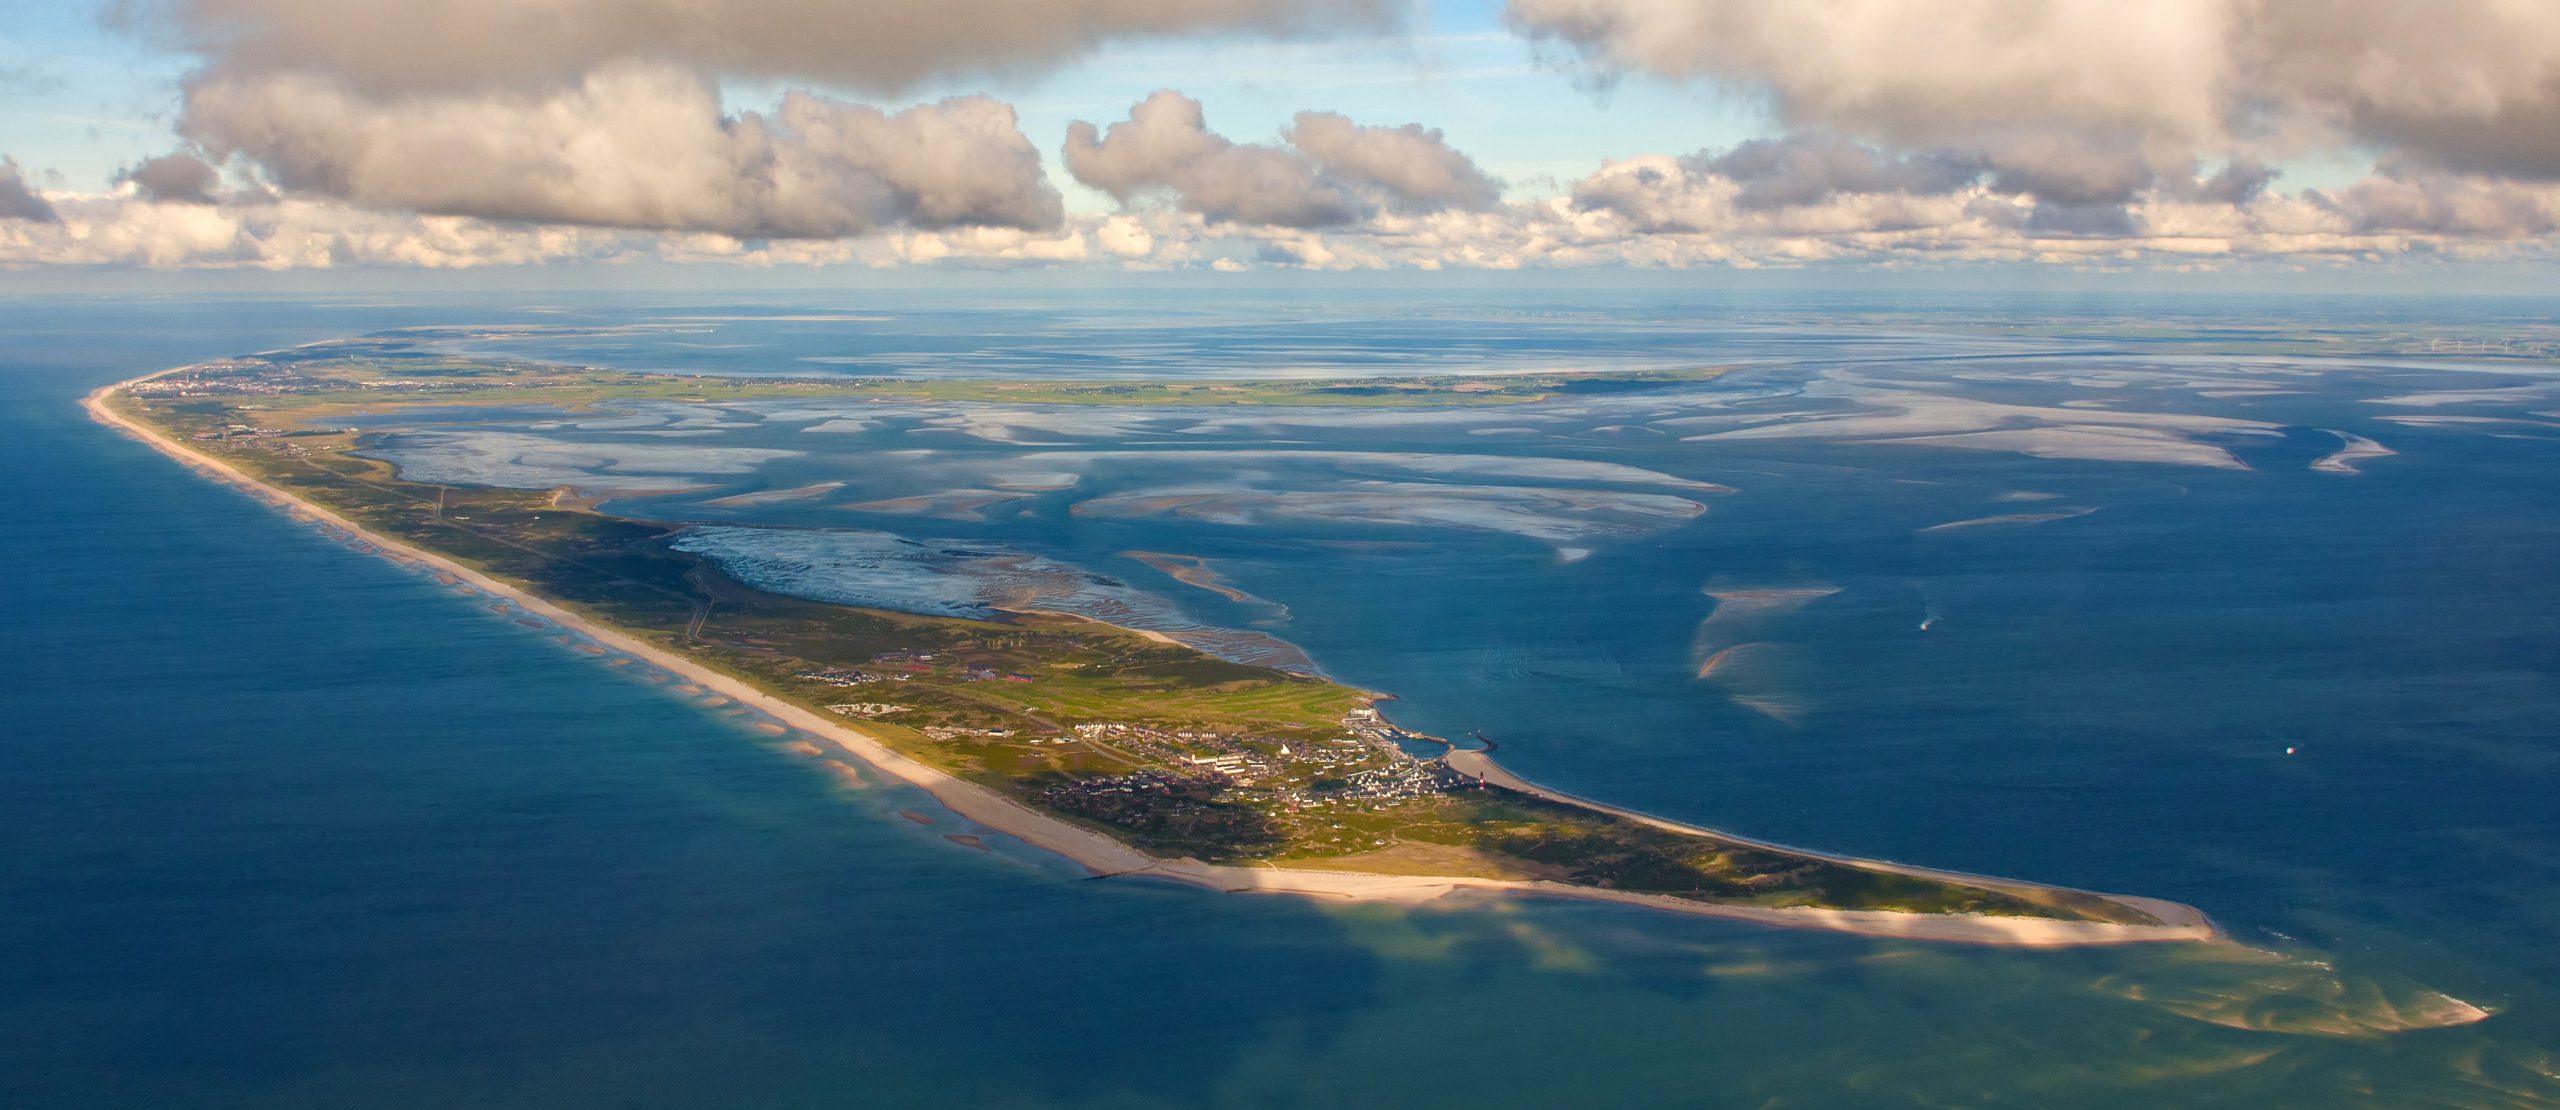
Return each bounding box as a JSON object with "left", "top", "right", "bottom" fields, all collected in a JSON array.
[
  {"left": 1443, "top": 748, "right": 2215, "bottom": 944},
  {"left": 88, "top": 369, "right": 2216, "bottom": 948}
]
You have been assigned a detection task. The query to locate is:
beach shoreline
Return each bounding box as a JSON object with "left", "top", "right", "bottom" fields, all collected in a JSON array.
[{"left": 87, "top": 367, "right": 2216, "bottom": 948}]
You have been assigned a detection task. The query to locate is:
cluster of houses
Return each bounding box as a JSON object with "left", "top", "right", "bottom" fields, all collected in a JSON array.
[
  {"left": 825, "top": 703, "right": 908, "bottom": 718},
  {"left": 794, "top": 666, "right": 908, "bottom": 687},
  {"left": 799, "top": 652, "right": 1037, "bottom": 695},
  {"left": 192, "top": 422, "right": 286, "bottom": 440},
  {"left": 133, "top": 361, "right": 512, "bottom": 400},
  {"left": 129, "top": 364, "right": 301, "bottom": 397},
  {"left": 191, "top": 424, "right": 319, "bottom": 461},
  {"left": 1061, "top": 712, "right": 1459, "bottom": 806},
  {"left": 1328, "top": 761, "right": 1461, "bottom": 803},
  {"left": 1038, "top": 770, "right": 1195, "bottom": 813},
  {"left": 1071, "top": 722, "right": 1276, "bottom": 771},
  {"left": 1178, "top": 751, "right": 1275, "bottom": 784}
]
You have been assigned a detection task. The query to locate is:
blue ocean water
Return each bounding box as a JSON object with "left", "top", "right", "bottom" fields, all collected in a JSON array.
[{"left": 5, "top": 293, "right": 2557, "bottom": 1108}]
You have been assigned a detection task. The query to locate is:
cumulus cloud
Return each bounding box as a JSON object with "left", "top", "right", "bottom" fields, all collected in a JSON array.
[
  {"left": 1574, "top": 136, "right": 2164, "bottom": 241},
  {"left": 3, "top": 194, "right": 558, "bottom": 269},
  {"left": 1066, "top": 91, "right": 1357, "bottom": 226},
  {"left": 20, "top": 167, "right": 2560, "bottom": 276},
  {"left": 119, "top": 0, "right": 1390, "bottom": 240},
  {"left": 116, "top": 0, "right": 1394, "bottom": 95},
  {"left": 26, "top": 0, "right": 2560, "bottom": 273},
  {"left": 1064, "top": 90, "right": 1499, "bottom": 227},
  {"left": 2323, "top": 162, "right": 2560, "bottom": 237},
  {"left": 1571, "top": 152, "right": 1981, "bottom": 236},
  {"left": 1, "top": 158, "right": 60, "bottom": 223},
  {"left": 1500, "top": 0, "right": 2560, "bottom": 259},
  {"left": 0, "top": 160, "right": 59, "bottom": 223},
  {"left": 181, "top": 66, "right": 1061, "bottom": 238},
  {"left": 1510, "top": 0, "right": 2232, "bottom": 147},
  {"left": 121, "top": 152, "right": 224, "bottom": 204},
  {"left": 1691, "top": 135, "right": 1980, "bottom": 210},
  {"left": 1095, "top": 214, "right": 1157, "bottom": 258},
  {"left": 1508, "top": 0, "right": 2560, "bottom": 182},
  {"left": 0, "top": 190, "right": 1106, "bottom": 271},
  {"left": 2183, "top": 157, "right": 2277, "bottom": 205},
  {"left": 1282, "top": 111, "right": 1503, "bottom": 211},
  {"left": 1979, "top": 133, "right": 2158, "bottom": 207},
  {"left": 2239, "top": 1, "right": 2560, "bottom": 181}
]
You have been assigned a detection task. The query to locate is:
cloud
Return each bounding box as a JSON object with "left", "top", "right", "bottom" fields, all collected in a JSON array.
[
  {"left": 1282, "top": 111, "right": 1503, "bottom": 210},
  {"left": 2323, "top": 163, "right": 2560, "bottom": 237},
  {"left": 1065, "top": 91, "right": 1360, "bottom": 226},
  {"left": 120, "top": 0, "right": 1389, "bottom": 240},
  {"left": 1509, "top": 0, "right": 2232, "bottom": 147},
  {"left": 2183, "top": 157, "right": 2277, "bottom": 205},
  {"left": 116, "top": 0, "right": 1395, "bottom": 95},
  {"left": 1678, "top": 130, "right": 2179, "bottom": 215},
  {"left": 121, "top": 152, "right": 224, "bottom": 204},
  {"left": 1979, "top": 132, "right": 2158, "bottom": 206},
  {"left": 1575, "top": 142, "right": 2157, "bottom": 242},
  {"left": 181, "top": 66, "right": 1061, "bottom": 238},
  {"left": 1508, "top": 0, "right": 2560, "bottom": 181},
  {"left": 1063, "top": 90, "right": 1498, "bottom": 227},
  {"left": 0, "top": 160, "right": 58, "bottom": 223},
  {"left": 1503, "top": 0, "right": 2560, "bottom": 256},
  {"left": 2240, "top": 1, "right": 2560, "bottom": 181},
  {"left": 1095, "top": 214, "right": 1157, "bottom": 258},
  {"left": 19, "top": 168, "right": 2560, "bottom": 275},
  {"left": 2017, "top": 201, "right": 2139, "bottom": 238},
  {"left": 1570, "top": 152, "right": 1979, "bottom": 236},
  {"left": 1691, "top": 135, "right": 1980, "bottom": 210},
  {"left": 0, "top": 190, "right": 1108, "bottom": 271},
  {"left": 26, "top": 0, "right": 2560, "bottom": 275}
]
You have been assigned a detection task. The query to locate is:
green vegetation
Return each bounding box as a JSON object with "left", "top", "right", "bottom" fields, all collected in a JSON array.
[{"left": 113, "top": 357, "right": 2163, "bottom": 927}]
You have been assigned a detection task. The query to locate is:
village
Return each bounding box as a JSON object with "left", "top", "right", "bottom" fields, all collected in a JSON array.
[
  {"left": 793, "top": 664, "right": 911, "bottom": 687},
  {"left": 1039, "top": 708, "right": 1469, "bottom": 821}
]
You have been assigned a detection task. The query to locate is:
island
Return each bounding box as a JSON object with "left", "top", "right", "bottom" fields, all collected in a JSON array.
[{"left": 87, "top": 330, "right": 2216, "bottom": 947}]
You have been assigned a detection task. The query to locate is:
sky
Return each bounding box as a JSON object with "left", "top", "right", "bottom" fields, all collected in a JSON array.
[{"left": 5, "top": 0, "right": 2560, "bottom": 285}]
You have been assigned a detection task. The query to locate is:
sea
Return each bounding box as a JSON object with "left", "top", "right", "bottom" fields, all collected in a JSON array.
[{"left": 4, "top": 290, "right": 2556, "bottom": 1108}]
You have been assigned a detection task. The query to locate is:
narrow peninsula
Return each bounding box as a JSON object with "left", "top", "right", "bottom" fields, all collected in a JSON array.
[{"left": 90, "top": 331, "right": 2215, "bottom": 947}]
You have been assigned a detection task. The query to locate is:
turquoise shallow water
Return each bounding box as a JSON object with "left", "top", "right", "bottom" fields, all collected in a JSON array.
[{"left": 5, "top": 293, "right": 2558, "bottom": 1108}]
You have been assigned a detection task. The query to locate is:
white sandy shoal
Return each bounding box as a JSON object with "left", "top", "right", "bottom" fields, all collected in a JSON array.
[{"left": 90, "top": 370, "right": 2212, "bottom": 948}]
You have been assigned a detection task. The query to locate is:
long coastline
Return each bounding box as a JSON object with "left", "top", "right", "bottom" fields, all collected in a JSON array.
[{"left": 87, "top": 368, "right": 2216, "bottom": 948}]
